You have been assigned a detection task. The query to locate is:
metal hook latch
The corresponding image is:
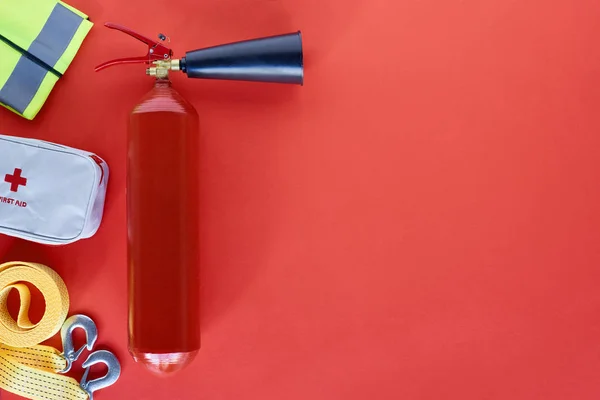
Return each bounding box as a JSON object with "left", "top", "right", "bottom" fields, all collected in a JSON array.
[
  {"left": 80, "top": 350, "right": 121, "bottom": 400},
  {"left": 60, "top": 314, "right": 98, "bottom": 373}
]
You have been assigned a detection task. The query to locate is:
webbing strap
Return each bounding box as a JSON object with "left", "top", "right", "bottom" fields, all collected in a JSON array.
[
  {"left": 0, "top": 2, "right": 84, "bottom": 114},
  {"left": 0, "top": 343, "right": 65, "bottom": 372},
  {"left": 0, "top": 351, "right": 88, "bottom": 400},
  {"left": 0, "top": 262, "right": 89, "bottom": 400},
  {"left": 0, "top": 262, "right": 69, "bottom": 347}
]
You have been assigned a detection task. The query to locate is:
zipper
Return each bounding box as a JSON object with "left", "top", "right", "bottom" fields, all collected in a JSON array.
[{"left": 0, "top": 32, "right": 62, "bottom": 78}]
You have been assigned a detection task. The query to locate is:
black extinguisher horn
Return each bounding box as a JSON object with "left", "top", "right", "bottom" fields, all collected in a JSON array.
[{"left": 180, "top": 31, "right": 304, "bottom": 85}]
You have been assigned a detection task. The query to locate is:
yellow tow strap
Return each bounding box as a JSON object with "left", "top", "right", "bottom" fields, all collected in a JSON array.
[{"left": 0, "top": 261, "right": 89, "bottom": 400}]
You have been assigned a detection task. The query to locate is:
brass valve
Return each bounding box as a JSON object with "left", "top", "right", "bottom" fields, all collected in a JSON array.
[{"left": 146, "top": 59, "right": 181, "bottom": 79}]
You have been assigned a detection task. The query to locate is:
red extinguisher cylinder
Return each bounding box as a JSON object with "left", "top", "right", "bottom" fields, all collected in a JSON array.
[
  {"left": 127, "top": 78, "right": 201, "bottom": 376},
  {"left": 94, "top": 22, "right": 304, "bottom": 377}
]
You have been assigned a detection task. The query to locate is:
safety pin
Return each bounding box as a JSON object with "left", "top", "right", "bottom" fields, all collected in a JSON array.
[
  {"left": 59, "top": 314, "right": 98, "bottom": 373},
  {"left": 80, "top": 350, "right": 121, "bottom": 400}
]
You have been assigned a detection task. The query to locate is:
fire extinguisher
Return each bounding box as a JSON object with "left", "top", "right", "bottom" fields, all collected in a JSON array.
[{"left": 95, "top": 23, "right": 303, "bottom": 376}]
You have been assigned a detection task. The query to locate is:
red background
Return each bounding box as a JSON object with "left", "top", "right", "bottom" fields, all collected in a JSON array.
[{"left": 1, "top": 0, "right": 600, "bottom": 399}]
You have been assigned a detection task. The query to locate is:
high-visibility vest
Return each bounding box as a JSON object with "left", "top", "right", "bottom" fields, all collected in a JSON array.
[{"left": 0, "top": 0, "right": 92, "bottom": 120}]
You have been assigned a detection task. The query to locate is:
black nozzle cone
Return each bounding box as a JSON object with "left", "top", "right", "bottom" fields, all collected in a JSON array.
[{"left": 181, "top": 32, "right": 303, "bottom": 85}]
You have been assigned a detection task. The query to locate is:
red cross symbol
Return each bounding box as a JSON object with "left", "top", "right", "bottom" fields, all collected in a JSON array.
[{"left": 4, "top": 168, "right": 27, "bottom": 193}]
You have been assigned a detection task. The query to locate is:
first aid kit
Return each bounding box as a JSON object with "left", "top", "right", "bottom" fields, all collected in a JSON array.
[{"left": 0, "top": 134, "right": 109, "bottom": 245}]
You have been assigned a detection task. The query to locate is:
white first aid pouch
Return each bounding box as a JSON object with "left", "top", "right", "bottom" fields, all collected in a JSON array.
[{"left": 0, "top": 134, "right": 109, "bottom": 245}]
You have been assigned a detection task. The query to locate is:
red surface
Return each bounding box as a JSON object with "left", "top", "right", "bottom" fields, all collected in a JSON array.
[{"left": 1, "top": 0, "right": 600, "bottom": 399}]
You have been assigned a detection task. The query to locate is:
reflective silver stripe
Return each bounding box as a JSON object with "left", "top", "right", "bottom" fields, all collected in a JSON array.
[
  {"left": 28, "top": 4, "right": 83, "bottom": 68},
  {"left": 0, "top": 57, "right": 48, "bottom": 113},
  {"left": 0, "top": 3, "right": 83, "bottom": 114}
]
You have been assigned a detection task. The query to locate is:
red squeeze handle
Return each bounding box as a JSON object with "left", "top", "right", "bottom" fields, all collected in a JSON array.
[{"left": 94, "top": 23, "right": 173, "bottom": 71}]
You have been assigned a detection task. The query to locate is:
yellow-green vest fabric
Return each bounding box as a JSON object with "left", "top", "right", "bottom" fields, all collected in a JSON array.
[{"left": 0, "top": 0, "right": 92, "bottom": 120}]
